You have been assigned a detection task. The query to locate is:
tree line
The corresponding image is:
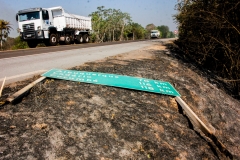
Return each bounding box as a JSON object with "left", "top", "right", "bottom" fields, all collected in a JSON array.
[
  {"left": 0, "top": 6, "right": 175, "bottom": 50},
  {"left": 174, "top": 0, "right": 240, "bottom": 97},
  {"left": 89, "top": 6, "right": 175, "bottom": 43}
]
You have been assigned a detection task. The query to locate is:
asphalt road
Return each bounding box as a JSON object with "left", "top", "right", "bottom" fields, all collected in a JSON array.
[
  {"left": 0, "top": 40, "right": 143, "bottom": 59},
  {"left": 0, "top": 39, "right": 175, "bottom": 84}
]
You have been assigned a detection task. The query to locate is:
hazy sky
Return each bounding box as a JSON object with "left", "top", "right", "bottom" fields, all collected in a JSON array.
[{"left": 0, "top": 0, "right": 179, "bottom": 37}]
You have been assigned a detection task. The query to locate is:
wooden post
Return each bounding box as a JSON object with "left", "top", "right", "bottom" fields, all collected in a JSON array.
[
  {"left": 175, "top": 96, "right": 233, "bottom": 158},
  {"left": 175, "top": 96, "right": 214, "bottom": 135},
  {"left": 6, "top": 76, "right": 46, "bottom": 102},
  {"left": 0, "top": 77, "right": 6, "bottom": 97}
]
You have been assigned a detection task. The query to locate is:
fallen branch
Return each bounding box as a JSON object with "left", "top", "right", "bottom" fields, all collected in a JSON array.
[{"left": 0, "top": 77, "right": 6, "bottom": 97}]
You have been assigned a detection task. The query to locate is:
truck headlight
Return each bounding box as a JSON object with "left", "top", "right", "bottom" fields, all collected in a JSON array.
[{"left": 37, "top": 26, "right": 41, "bottom": 30}]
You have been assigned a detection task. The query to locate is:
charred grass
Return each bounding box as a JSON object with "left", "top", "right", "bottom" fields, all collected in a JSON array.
[{"left": 0, "top": 44, "right": 239, "bottom": 159}]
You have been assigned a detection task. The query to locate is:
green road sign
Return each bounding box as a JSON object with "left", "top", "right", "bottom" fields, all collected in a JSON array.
[{"left": 42, "top": 69, "right": 180, "bottom": 97}]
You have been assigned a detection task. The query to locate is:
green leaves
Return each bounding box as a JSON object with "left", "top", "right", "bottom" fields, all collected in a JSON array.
[
  {"left": 131, "top": 23, "right": 145, "bottom": 40},
  {"left": 11, "top": 36, "right": 28, "bottom": 50},
  {"left": 0, "top": 19, "right": 13, "bottom": 50},
  {"left": 157, "top": 25, "right": 169, "bottom": 38},
  {"left": 89, "top": 6, "right": 132, "bottom": 42}
]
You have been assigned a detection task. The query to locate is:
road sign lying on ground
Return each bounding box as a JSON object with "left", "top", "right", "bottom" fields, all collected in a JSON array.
[{"left": 42, "top": 69, "right": 181, "bottom": 97}]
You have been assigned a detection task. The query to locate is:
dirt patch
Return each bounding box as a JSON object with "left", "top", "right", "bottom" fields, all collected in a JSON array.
[{"left": 0, "top": 42, "right": 239, "bottom": 159}]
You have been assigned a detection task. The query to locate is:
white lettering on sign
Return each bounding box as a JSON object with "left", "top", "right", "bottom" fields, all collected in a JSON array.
[{"left": 139, "top": 81, "right": 154, "bottom": 91}]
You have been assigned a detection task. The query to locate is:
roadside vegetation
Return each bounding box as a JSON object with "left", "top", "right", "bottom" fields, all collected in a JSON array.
[
  {"left": 89, "top": 6, "right": 175, "bottom": 43},
  {"left": 0, "top": 20, "right": 12, "bottom": 50},
  {"left": 174, "top": 0, "right": 240, "bottom": 98}
]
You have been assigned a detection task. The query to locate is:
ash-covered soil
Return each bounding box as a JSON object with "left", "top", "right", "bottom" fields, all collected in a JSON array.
[{"left": 0, "top": 42, "right": 239, "bottom": 159}]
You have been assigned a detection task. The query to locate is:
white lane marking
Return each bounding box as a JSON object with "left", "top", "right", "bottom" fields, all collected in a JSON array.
[{"left": 0, "top": 70, "right": 47, "bottom": 82}]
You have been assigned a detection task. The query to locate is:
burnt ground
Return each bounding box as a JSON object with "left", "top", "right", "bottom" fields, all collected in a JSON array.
[{"left": 0, "top": 41, "right": 239, "bottom": 160}]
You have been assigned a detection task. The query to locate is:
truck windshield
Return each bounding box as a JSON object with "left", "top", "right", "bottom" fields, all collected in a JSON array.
[{"left": 19, "top": 11, "right": 40, "bottom": 22}]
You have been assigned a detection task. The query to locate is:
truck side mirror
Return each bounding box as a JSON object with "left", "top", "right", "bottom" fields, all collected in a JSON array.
[{"left": 16, "top": 14, "right": 18, "bottom": 21}]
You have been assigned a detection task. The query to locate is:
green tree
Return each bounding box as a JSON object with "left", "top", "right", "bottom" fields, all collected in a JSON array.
[
  {"left": 157, "top": 25, "right": 170, "bottom": 38},
  {"left": 0, "top": 19, "right": 12, "bottom": 50},
  {"left": 123, "top": 24, "right": 132, "bottom": 40},
  {"left": 168, "top": 31, "right": 175, "bottom": 38},
  {"left": 118, "top": 12, "right": 132, "bottom": 41},
  {"left": 131, "top": 23, "right": 145, "bottom": 40},
  {"left": 89, "top": 6, "right": 132, "bottom": 42},
  {"left": 89, "top": 6, "right": 108, "bottom": 43}
]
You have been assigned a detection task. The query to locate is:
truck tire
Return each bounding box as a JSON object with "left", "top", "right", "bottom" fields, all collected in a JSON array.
[
  {"left": 49, "top": 34, "right": 58, "bottom": 46},
  {"left": 27, "top": 41, "right": 38, "bottom": 48},
  {"left": 75, "top": 34, "right": 83, "bottom": 44},
  {"left": 83, "top": 34, "right": 89, "bottom": 43},
  {"left": 65, "top": 34, "right": 71, "bottom": 45}
]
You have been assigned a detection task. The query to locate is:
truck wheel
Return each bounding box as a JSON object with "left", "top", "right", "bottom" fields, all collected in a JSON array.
[
  {"left": 75, "top": 35, "right": 83, "bottom": 44},
  {"left": 27, "top": 41, "right": 38, "bottom": 48},
  {"left": 49, "top": 34, "right": 57, "bottom": 46},
  {"left": 65, "top": 34, "right": 71, "bottom": 45},
  {"left": 79, "top": 35, "right": 83, "bottom": 43},
  {"left": 83, "top": 34, "right": 89, "bottom": 43}
]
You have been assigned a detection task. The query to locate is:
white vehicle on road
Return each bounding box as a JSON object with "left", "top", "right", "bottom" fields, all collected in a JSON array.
[
  {"left": 150, "top": 30, "right": 160, "bottom": 38},
  {"left": 16, "top": 6, "right": 92, "bottom": 48}
]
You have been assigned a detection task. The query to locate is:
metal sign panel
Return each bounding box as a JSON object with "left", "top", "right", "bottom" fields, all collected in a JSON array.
[{"left": 42, "top": 69, "right": 180, "bottom": 97}]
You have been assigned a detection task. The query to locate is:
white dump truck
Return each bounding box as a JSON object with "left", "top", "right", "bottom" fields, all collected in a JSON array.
[
  {"left": 16, "top": 6, "right": 92, "bottom": 48},
  {"left": 150, "top": 30, "right": 160, "bottom": 39}
]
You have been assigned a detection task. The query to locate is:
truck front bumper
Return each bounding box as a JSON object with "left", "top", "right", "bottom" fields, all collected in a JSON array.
[
  {"left": 151, "top": 34, "right": 159, "bottom": 38},
  {"left": 20, "top": 30, "right": 45, "bottom": 40}
]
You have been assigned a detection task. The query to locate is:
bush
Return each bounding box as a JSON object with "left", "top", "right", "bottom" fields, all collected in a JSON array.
[
  {"left": 175, "top": 0, "right": 240, "bottom": 97},
  {"left": 11, "top": 36, "right": 28, "bottom": 50}
]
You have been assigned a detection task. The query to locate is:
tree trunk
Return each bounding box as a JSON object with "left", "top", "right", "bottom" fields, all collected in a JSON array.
[
  {"left": 109, "top": 31, "right": 111, "bottom": 42},
  {"left": 120, "top": 24, "right": 125, "bottom": 41},
  {"left": 0, "top": 29, "right": 2, "bottom": 50},
  {"left": 100, "top": 33, "right": 105, "bottom": 43},
  {"left": 0, "top": 39, "right": 2, "bottom": 50},
  {"left": 113, "top": 29, "right": 115, "bottom": 41}
]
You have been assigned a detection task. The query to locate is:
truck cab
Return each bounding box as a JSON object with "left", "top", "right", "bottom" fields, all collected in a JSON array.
[
  {"left": 16, "top": 7, "right": 54, "bottom": 47},
  {"left": 150, "top": 30, "right": 160, "bottom": 39},
  {"left": 16, "top": 6, "right": 92, "bottom": 48}
]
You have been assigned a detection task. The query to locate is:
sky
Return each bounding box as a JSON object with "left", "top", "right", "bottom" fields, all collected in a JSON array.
[{"left": 0, "top": 0, "right": 179, "bottom": 37}]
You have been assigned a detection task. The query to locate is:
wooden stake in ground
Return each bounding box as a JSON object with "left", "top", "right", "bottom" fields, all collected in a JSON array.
[{"left": 0, "top": 77, "right": 6, "bottom": 97}]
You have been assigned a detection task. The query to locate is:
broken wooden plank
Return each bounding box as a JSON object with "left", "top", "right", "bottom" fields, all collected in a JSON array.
[
  {"left": 6, "top": 76, "right": 46, "bottom": 102},
  {"left": 175, "top": 96, "right": 214, "bottom": 135},
  {"left": 175, "top": 96, "right": 233, "bottom": 159},
  {"left": 0, "top": 77, "right": 6, "bottom": 97}
]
